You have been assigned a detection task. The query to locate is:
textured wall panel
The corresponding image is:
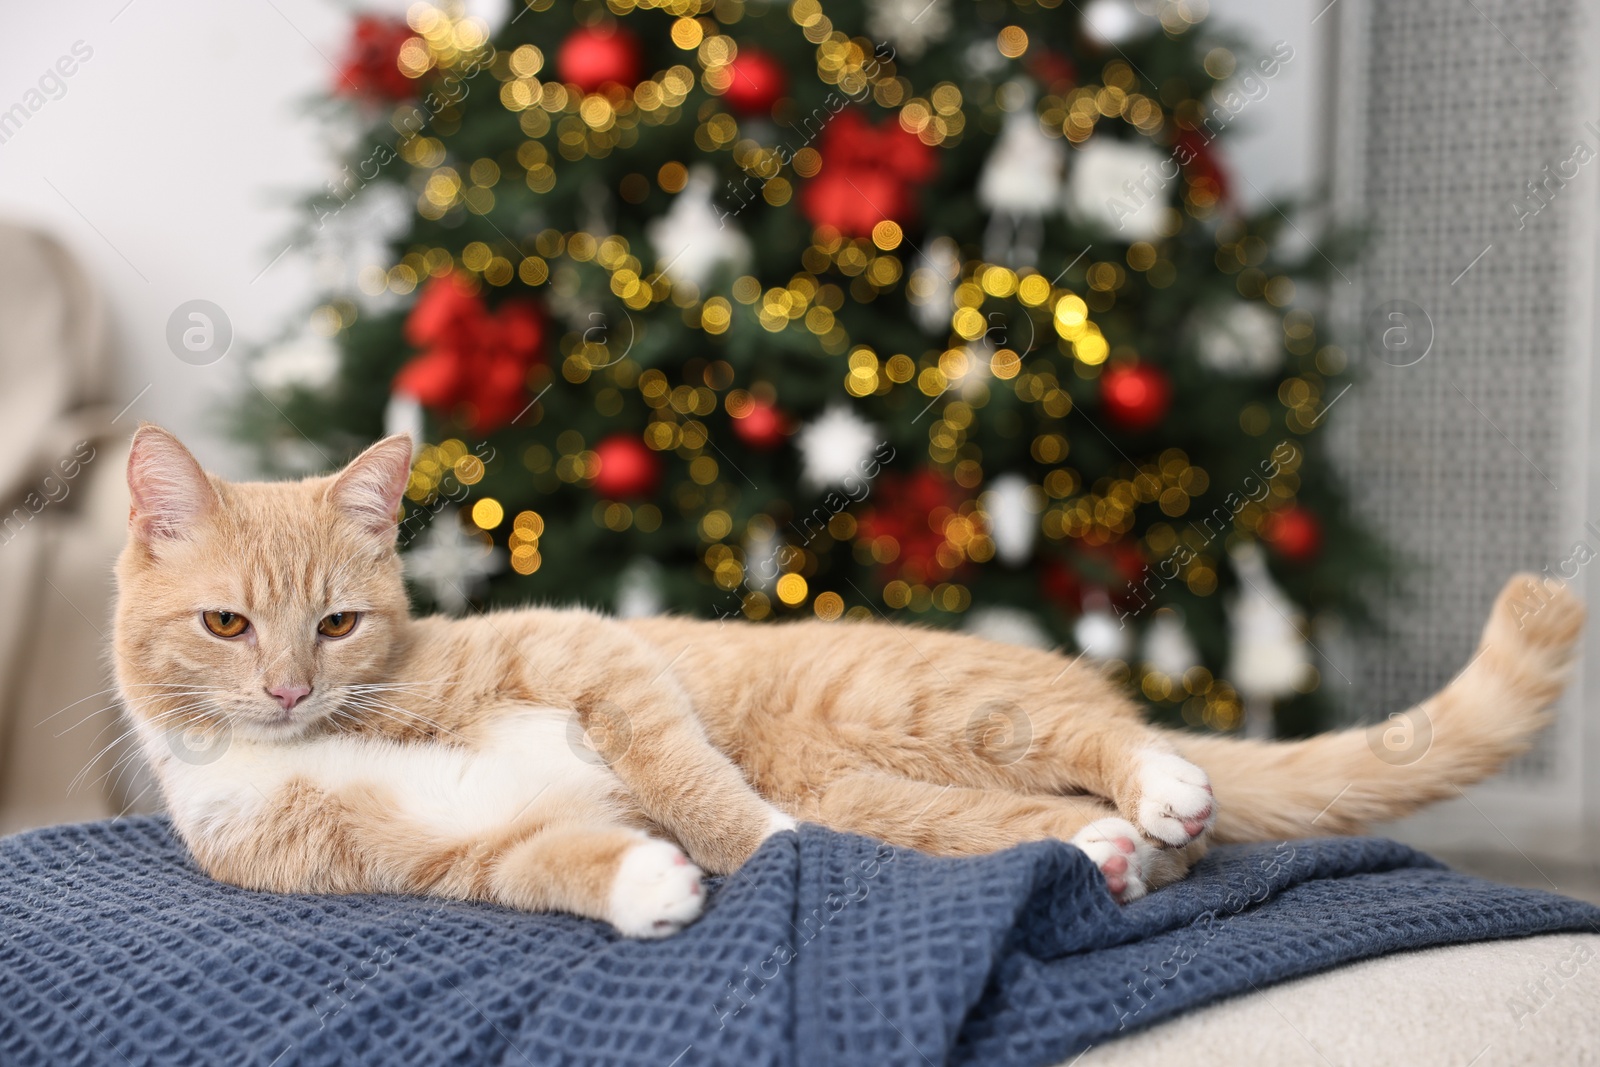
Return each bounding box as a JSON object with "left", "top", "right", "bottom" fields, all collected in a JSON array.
[{"left": 1337, "top": 0, "right": 1578, "bottom": 781}]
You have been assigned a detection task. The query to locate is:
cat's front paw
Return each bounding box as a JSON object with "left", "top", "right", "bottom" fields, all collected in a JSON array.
[
  {"left": 1131, "top": 749, "right": 1215, "bottom": 846},
  {"left": 1071, "top": 817, "right": 1158, "bottom": 904},
  {"left": 607, "top": 839, "right": 705, "bottom": 938}
]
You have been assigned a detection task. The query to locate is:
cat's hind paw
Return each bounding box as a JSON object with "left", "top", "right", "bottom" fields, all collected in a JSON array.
[
  {"left": 762, "top": 806, "right": 798, "bottom": 838},
  {"left": 1071, "top": 817, "right": 1158, "bottom": 904},
  {"left": 607, "top": 839, "right": 705, "bottom": 938},
  {"left": 1132, "top": 749, "right": 1215, "bottom": 846}
]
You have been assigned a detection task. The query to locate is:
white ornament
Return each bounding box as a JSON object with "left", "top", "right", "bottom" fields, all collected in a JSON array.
[
  {"left": 266, "top": 438, "right": 329, "bottom": 475},
  {"left": 383, "top": 391, "right": 426, "bottom": 446},
  {"left": 979, "top": 92, "right": 1067, "bottom": 266},
  {"left": 963, "top": 38, "right": 1009, "bottom": 79},
  {"left": 326, "top": 184, "right": 412, "bottom": 307},
  {"left": 795, "top": 403, "right": 879, "bottom": 489},
  {"left": 251, "top": 334, "right": 339, "bottom": 394},
  {"left": 1226, "top": 542, "right": 1312, "bottom": 737},
  {"left": 1142, "top": 609, "right": 1201, "bottom": 678},
  {"left": 1082, "top": 0, "right": 1152, "bottom": 47},
  {"left": 866, "top": 0, "right": 952, "bottom": 62},
  {"left": 646, "top": 164, "right": 750, "bottom": 292},
  {"left": 960, "top": 342, "right": 998, "bottom": 401},
  {"left": 1195, "top": 301, "right": 1283, "bottom": 375},
  {"left": 979, "top": 94, "right": 1067, "bottom": 212},
  {"left": 465, "top": 0, "right": 511, "bottom": 34},
  {"left": 743, "top": 525, "right": 785, "bottom": 593},
  {"left": 982, "top": 474, "right": 1039, "bottom": 566},
  {"left": 1064, "top": 137, "right": 1172, "bottom": 242},
  {"left": 404, "top": 514, "right": 503, "bottom": 615},
  {"left": 615, "top": 558, "right": 666, "bottom": 618},
  {"left": 909, "top": 236, "right": 961, "bottom": 336},
  {"left": 1073, "top": 590, "right": 1132, "bottom": 661},
  {"left": 545, "top": 274, "right": 604, "bottom": 337},
  {"left": 965, "top": 606, "right": 1054, "bottom": 650}
]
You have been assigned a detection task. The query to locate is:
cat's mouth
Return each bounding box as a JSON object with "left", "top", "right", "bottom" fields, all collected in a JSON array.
[{"left": 236, "top": 701, "right": 325, "bottom": 740}]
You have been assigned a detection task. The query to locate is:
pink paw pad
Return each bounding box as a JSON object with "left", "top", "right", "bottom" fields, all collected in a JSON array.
[
  {"left": 1134, "top": 751, "right": 1218, "bottom": 847},
  {"left": 1180, "top": 807, "right": 1213, "bottom": 837}
]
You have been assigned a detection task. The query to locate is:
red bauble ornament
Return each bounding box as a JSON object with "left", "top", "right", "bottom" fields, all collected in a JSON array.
[
  {"left": 337, "top": 15, "right": 417, "bottom": 101},
  {"left": 722, "top": 49, "right": 787, "bottom": 114},
  {"left": 556, "top": 25, "right": 642, "bottom": 94},
  {"left": 1041, "top": 559, "right": 1083, "bottom": 610},
  {"left": 801, "top": 171, "right": 906, "bottom": 238},
  {"left": 799, "top": 109, "right": 937, "bottom": 237},
  {"left": 1100, "top": 364, "right": 1172, "bottom": 430},
  {"left": 1261, "top": 505, "right": 1322, "bottom": 562},
  {"left": 592, "top": 434, "right": 660, "bottom": 498},
  {"left": 1028, "top": 50, "right": 1077, "bottom": 89},
  {"left": 394, "top": 276, "right": 546, "bottom": 434},
  {"left": 731, "top": 400, "right": 789, "bottom": 450}
]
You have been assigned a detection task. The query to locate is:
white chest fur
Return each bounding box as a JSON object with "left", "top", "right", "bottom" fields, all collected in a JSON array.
[{"left": 147, "top": 708, "right": 624, "bottom": 842}]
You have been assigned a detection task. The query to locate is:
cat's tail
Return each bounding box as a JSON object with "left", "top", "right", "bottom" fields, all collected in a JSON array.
[{"left": 1169, "top": 573, "right": 1584, "bottom": 843}]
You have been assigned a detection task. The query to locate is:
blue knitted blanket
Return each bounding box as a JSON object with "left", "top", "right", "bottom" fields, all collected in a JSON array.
[{"left": 2, "top": 818, "right": 1596, "bottom": 1066}]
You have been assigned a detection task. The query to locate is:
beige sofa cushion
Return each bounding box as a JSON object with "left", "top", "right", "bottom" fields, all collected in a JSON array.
[
  {"left": 0, "top": 222, "right": 130, "bottom": 833},
  {"left": 1075, "top": 933, "right": 1600, "bottom": 1066}
]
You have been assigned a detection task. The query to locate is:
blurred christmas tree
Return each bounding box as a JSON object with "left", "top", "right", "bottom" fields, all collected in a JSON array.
[{"left": 239, "top": 0, "right": 1385, "bottom": 736}]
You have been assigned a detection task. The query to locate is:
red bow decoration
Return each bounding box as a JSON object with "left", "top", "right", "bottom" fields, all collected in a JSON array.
[
  {"left": 336, "top": 15, "right": 418, "bottom": 101},
  {"left": 800, "top": 110, "right": 938, "bottom": 236},
  {"left": 394, "top": 276, "right": 546, "bottom": 434}
]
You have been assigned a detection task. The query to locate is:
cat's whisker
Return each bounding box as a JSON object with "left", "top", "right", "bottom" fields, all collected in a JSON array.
[
  {"left": 68, "top": 703, "right": 211, "bottom": 780},
  {"left": 54, "top": 701, "right": 138, "bottom": 739},
  {"left": 342, "top": 680, "right": 460, "bottom": 693},
  {"left": 69, "top": 728, "right": 148, "bottom": 796},
  {"left": 55, "top": 689, "right": 219, "bottom": 738},
  {"left": 70, "top": 700, "right": 222, "bottom": 783},
  {"left": 334, "top": 694, "right": 469, "bottom": 742},
  {"left": 339, "top": 692, "right": 457, "bottom": 726},
  {"left": 38, "top": 683, "right": 227, "bottom": 729},
  {"left": 113, "top": 778, "right": 160, "bottom": 818},
  {"left": 36, "top": 685, "right": 153, "bottom": 727},
  {"left": 339, "top": 684, "right": 460, "bottom": 710},
  {"left": 68, "top": 700, "right": 232, "bottom": 795},
  {"left": 334, "top": 683, "right": 460, "bottom": 710},
  {"left": 84, "top": 683, "right": 227, "bottom": 694},
  {"left": 100, "top": 745, "right": 152, "bottom": 797},
  {"left": 335, "top": 694, "right": 452, "bottom": 731}
]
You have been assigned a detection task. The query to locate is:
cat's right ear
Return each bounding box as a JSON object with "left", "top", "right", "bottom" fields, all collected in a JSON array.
[
  {"left": 329, "top": 435, "right": 414, "bottom": 542},
  {"left": 126, "top": 424, "right": 218, "bottom": 542}
]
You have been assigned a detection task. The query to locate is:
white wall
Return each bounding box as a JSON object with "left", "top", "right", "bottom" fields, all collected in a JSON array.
[
  {"left": 0, "top": 0, "right": 1320, "bottom": 476},
  {"left": 1206, "top": 0, "right": 1328, "bottom": 206},
  {"left": 0, "top": 0, "right": 371, "bottom": 476}
]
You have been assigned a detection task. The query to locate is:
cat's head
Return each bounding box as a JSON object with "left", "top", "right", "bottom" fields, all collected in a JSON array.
[{"left": 113, "top": 426, "right": 415, "bottom": 745}]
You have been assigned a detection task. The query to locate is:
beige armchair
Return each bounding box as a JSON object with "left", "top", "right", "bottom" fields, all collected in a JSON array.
[{"left": 0, "top": 222, "right": 136, "bottom": 833}]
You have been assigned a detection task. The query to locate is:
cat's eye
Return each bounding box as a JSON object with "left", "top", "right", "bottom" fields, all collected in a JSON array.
[
  {"left": 202, "top": 610, "right": 250, "bottom": 639},
  {"left": 318, "top": 612, "right": 360, "bottom": 639}
]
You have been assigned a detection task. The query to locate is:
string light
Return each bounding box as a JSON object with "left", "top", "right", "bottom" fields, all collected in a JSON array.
[{"left": 290, "top": 0, "right": 1365, "bottom": 740}]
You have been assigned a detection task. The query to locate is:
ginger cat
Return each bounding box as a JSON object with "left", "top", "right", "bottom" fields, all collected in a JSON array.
[{"left": 111, "top": 427, "right": 1584, "bottom": 936}]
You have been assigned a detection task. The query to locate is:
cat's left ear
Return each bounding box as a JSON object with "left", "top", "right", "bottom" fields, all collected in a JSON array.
[{"left": 329, "top": 435, "right": 413, "bottom": 540}]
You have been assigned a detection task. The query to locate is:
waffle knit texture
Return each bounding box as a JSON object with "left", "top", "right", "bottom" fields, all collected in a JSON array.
[{"left": 2, "top": 817, "right": 1597, "bottom": 1066}]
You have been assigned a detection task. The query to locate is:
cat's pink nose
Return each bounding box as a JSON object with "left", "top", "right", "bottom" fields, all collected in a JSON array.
[{"left": 266, "top": 684, "right": 312, "bottom": 711}]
